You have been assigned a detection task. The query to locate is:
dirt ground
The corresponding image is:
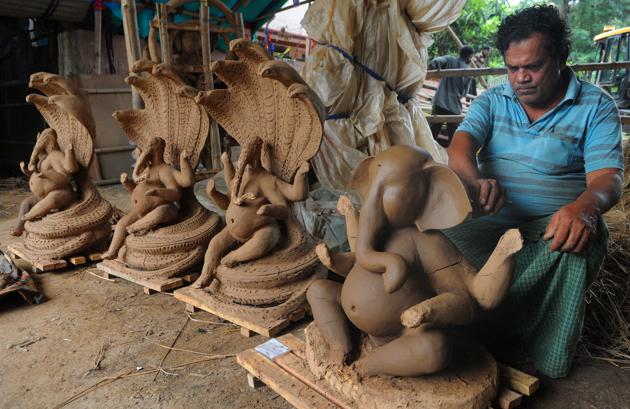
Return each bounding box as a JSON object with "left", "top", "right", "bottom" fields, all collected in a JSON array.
[{"left": 1, "top": 184, "right": 629, "bottom": 409}]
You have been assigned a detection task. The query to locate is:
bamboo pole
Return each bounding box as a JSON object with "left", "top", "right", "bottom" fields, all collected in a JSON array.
[
  {"left": 94, "top": 0, "right": 103, "bottom": 74},
  {"left": 200, "top": 0, "right": 222, "bottom": 169},
  {"left": 235, "top": 11, "right": 245, "bottom": 39},
  {"left": 121, "top": 0, "right": 143, "bottom": 109},
  {"left": 157, "top": 3, "right": 172, "bottom": 64}
]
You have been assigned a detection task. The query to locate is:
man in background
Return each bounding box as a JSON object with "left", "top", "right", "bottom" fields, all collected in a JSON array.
[{"left": 428, "top": 46, "right": 475, "bottom": 146}]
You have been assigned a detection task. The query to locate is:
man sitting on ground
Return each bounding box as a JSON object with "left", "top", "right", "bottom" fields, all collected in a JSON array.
[{"left": 445, "top": 5, "right": 624, "bottom": 378}]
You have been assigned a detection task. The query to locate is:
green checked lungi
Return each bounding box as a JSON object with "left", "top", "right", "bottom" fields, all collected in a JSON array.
[{"left": 442, "top": 215, "right": 608, "bottom": 378}]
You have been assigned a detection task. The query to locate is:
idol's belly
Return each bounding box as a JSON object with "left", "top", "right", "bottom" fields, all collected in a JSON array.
[
  {"left": 132, "top": 182, "right": 169, "bottom": 215},
  {"left": 225, "top": 201, "right": 274, "bottom": 242},
  {"left": 340, "top": 266, "right": 429, "bottom": 338}
]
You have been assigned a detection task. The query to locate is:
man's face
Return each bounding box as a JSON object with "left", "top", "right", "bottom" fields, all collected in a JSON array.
[
  {"left": 504, "top": 33, "right": 565, "bottom": 108},
  {"left": 482, "top": 48, "right": 490, "bottom": 58}
]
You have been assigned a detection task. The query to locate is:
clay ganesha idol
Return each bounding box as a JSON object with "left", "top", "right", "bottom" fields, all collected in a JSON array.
[
  {"left": 307, "top": 145, "right": 524, "bottom": 380},
  {"left": 186, "top": 39, "right": 325, "bottom": 325},
  {"left": 11, "top": 73, "right": 112, "bottom": 260},
  {"left": 100, "top": 60, "right": 221, "bottom": 280}
]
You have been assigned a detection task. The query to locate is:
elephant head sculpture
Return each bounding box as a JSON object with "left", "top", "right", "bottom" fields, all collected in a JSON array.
[{"left": 349, "top": 145, "right": 472, "bottom": 293}]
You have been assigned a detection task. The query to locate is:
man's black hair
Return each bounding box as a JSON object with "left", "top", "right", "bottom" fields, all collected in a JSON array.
[
  {"left": 495, "top": 5, "right": 571, "bottom": 60},
  {"left": 481, "top": 45, "right": 491, "bottom": 51},
  {"left": 459, "top": 46, "right": 474, "bottom": 59}
]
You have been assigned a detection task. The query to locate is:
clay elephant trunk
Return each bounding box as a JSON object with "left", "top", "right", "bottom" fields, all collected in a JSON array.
[{"left": 355, "top": 182, "right": 409, "bottom": 294}]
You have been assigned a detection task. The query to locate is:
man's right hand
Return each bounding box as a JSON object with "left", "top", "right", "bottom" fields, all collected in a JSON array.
[{"left": 468, "top": 178, "right": 506, "bottom": 216}]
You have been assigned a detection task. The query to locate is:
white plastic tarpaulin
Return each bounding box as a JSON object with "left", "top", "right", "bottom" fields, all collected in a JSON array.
[{"left": 301, "top": 0, "right": 466, "bottom": 192}]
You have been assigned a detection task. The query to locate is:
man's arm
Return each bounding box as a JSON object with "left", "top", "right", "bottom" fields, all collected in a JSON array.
[
  {"left": 544, "top": 168, "right": 623, "bottom": 253},
  {"left": 448, "top": 131, "right": 506, "bottom": 216},
  {"left": 428, "top": 56, "right": 449, "bottom": 70}
]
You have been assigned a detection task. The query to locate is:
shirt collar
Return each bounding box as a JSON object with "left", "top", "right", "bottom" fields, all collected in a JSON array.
[{"left": 501, "top": 68, "right": 581, "bottom": 103}]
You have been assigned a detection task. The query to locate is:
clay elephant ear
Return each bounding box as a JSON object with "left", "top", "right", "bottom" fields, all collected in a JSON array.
[
  {"left": 349, "top": 157, "right": 374, "bottom": 199},
  {"left": 416, "top": 163, "right": 472, "bottom": 231}
]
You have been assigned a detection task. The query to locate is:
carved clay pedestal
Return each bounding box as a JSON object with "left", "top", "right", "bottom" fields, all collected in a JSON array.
[
  {"left": 305, "top": 323, "right": 498, "bottom": 409},
  {"left": 98, "top": 194, "right": 222, "bottom": 293},
  {"left": 175, "top": 218, "right": 325, "bottom": 337}
]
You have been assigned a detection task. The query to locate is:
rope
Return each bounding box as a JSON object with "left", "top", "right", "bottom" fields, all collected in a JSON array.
[
  {"left": 325, "top": 113, "right": 350, "bottom": 121},
  {"left": 317, "top": 41, "right": 414, "bottom": 104}
]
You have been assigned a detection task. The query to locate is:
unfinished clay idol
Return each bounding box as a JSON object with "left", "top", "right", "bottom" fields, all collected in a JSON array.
[
  {"left": 189, "top": 39, "right": 325, "bottom": 326},
  {"left": 306, "top": 145, "right": 524, "bottom": 409},
  {"left": 100, "top": 60, "right": 222, "bottom": 280},
  {"left": 10, "top": 73, "right": 112, "bottom": 261}
]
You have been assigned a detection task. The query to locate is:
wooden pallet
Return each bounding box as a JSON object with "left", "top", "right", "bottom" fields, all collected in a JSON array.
[
  {"left": 237, "top": 333, "right": 353, "bottom": 409},
  {"left": 7, "top": 243, "right": 103, "bottom": 273},
  {"left": 174, "top": 286, "right": 308, "bottom": 338},
  {"left": 96, "top": 260, "right": 199, "bottom": 295},
  {"left": 238, "top": 335, "right": 540, "bottom": 409}
]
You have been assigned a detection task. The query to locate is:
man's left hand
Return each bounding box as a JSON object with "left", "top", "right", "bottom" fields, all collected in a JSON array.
[{"left": 543, "top": 200, "right": 598, "bottom": 253}]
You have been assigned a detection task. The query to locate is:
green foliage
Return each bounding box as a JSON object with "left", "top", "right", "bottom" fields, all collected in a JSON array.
[
  {"left": 428, "top": 0, "right": 512, "bottom": 67},
  {"left": 429, "top": 0, "right": 629, "bottom": 65}
]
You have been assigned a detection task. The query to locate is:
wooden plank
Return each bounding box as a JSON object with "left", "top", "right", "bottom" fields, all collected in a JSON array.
[
  {"left": 173, "top": 286, "right": 294, "bottom": 337},
  {"left": 88, "top": 253, "right": 103, "bottom": 262},
  {"left": 426, "top": 114, "right": 465, "bottom": 124},
  {"left": 7, "top": 244, "right": 68, "bottom": 272},
  {"left": 495, "top": 388, "right": 522, "bottom": 409},
  {"left": 276, "top": 333, "right": 306, "bottom": 360},
  {"left": 69, "top": 256, "right": 86, "bottom": 266},
  {"left": 96, "top": 260, "right": 198, "bottom": 293},
  {"left": 498, "top": 364, "right": 539, "bottom": 397},
  {"left": 236, "top": 349, "right": 341, "bottom": 409},
  {"left": 247, "top": 372, "right": 263, "bottom": 389}
]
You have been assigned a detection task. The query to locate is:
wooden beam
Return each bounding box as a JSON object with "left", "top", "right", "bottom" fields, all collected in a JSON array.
[
  {"left": 207, "top": 0, "right": 236, "bottom": 26},
  {"left": 255, "top": 0, "right": 313, "bottom": 21},
  {"left": 150, "top": 19, "right": 237, "bottom": 34},
  {"left": 426, "top": 61, "right": 630, "bottom": 79}
]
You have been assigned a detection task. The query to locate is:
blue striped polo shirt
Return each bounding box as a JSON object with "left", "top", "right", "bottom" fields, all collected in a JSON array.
[{"left": 456, "top": 69, "right": 624, "bottom": 226}]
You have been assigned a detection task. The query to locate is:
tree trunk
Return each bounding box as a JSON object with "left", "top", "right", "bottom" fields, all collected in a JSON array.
[{"left": 561, "top": 0, "right": 570, "bottom": 20}]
